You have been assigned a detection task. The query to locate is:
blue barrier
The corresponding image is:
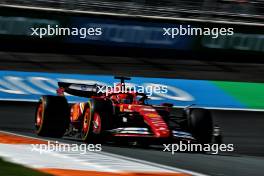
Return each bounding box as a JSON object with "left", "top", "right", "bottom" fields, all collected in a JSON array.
[{"left": 0, "top": 71, "right": 245, "bottom": 109}]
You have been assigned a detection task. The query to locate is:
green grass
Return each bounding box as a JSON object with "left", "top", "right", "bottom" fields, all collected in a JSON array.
[{"left": 0, "top": 158, "right": 52, "bottom": 176}]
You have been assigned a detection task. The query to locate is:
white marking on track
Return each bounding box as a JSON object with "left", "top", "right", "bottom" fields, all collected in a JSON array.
[
  {"left": 0, "top": 4, "right": 263, "bottom": 26},
  {"left": 0, "top": 130, "right": 208, "bottom": 176}
]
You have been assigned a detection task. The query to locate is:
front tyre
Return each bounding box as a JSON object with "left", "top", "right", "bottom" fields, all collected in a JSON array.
[
  {"left": 187, "top": 108, "right": 213, "bottom": 144},
  {"left": 35, "top": 95, "right": 70, "bottom": 137}
]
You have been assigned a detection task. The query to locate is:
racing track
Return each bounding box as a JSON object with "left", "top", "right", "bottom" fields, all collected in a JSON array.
[{"left": 0, "top": 101, "right": 264, "bottom": 176}]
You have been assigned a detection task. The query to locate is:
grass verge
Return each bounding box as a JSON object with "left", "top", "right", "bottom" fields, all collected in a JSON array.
[{"left": 0, "top": 157, "right": 52, "bottom": 176}]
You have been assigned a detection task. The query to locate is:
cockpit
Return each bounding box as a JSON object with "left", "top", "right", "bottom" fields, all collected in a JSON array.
[{"left": 109, "top": 93, "right": 148, "bottom": 105}]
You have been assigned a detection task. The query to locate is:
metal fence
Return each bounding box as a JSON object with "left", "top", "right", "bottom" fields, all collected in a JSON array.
[{"left": 0, "top": 0, "right": 263, "bottom": 21}]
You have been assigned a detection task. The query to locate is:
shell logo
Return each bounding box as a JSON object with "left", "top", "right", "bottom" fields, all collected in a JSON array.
[
  {"left": 145, "top": 113, "right": 159, "bottom": 118},
  {"left": 120, "top": 105, "right": 124, "bottom": 112}
]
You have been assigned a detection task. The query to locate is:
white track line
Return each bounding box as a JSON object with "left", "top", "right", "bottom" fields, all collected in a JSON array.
[
  {"left": 0, "top": 130, "right": 208, "bottom": 176},
  {"left": 0, "top": 4, "right": 263, "bottom": 26}
]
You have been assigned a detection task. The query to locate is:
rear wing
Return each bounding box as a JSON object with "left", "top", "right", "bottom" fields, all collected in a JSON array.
[{"left": 58, "top": 82, "right": 104, "bottom": 98}]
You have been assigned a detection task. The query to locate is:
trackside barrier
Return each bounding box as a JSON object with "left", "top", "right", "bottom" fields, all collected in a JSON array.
[
  {"left": 0, "top": 6, "right": 263, "bottom": 56},
  {"left": 0, "top": 71, "right": 264, "bottom": 110}
]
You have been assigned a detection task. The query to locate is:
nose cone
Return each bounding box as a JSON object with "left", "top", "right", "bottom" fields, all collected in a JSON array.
[{"left": 138, "top": 107, "right": 170, "bottom": 138}]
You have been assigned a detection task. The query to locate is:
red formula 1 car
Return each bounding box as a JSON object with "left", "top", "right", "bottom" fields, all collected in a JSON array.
[{"left": 35, "top": 77, "right": 215, "bottom": 145}]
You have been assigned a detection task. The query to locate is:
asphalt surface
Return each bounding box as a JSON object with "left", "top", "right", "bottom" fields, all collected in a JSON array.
[
  {"left": 0, "top": 51, "right": 264, "bottom": 82},
  {"left": 0, "top": 101, "right": 264, "bottom": 176}
]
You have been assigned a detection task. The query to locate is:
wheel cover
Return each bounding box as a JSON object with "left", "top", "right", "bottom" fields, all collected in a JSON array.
[{"left": 92, "top": 112, "right": 101, "bottom": 134}]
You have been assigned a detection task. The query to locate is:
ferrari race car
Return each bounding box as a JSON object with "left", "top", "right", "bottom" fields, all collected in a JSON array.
[{"left": 35, "top": 77, "right": 216, "bottom": 145}]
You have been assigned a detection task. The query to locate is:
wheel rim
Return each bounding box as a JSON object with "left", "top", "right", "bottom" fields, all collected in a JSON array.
[
  {"left": 83, "top": 108, "right": 91, "bottom": 134},
  {"left": 92, "top": 112, "right": 101, "bottom": 134},
  {"left": 36, "top": 102, "right": 43, "bottom": 128}
]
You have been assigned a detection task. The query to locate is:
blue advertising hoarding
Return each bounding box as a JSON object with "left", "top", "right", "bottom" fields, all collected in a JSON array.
[
  {"left": 66, "top": 17, "right": 195, "bottom": 50},
  {"left": 0, "top": 71, "right": 249, "bottom": 110}
]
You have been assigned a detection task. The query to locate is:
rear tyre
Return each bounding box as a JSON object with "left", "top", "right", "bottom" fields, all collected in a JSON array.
[
  {"left": 35, "top": 95, "right": 70, "bottom": 137},
  {"left": 81, "top": 98, "right": 113, "bottom": 143},
  {"left": 187, "top": 108, "right": 213, "bottom": 144}
]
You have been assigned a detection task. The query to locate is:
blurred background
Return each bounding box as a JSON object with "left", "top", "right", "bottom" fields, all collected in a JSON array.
[
  {"left": 0, "top": 0, "right": 263, "bottom": 81},
  {"left": 1, "top": 0, "right": 263, "bottom": 22}
]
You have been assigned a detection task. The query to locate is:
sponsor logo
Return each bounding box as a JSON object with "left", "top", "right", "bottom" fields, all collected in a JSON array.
[{"left": 145, "top": 113, "right": 159, "bottom": 118}]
